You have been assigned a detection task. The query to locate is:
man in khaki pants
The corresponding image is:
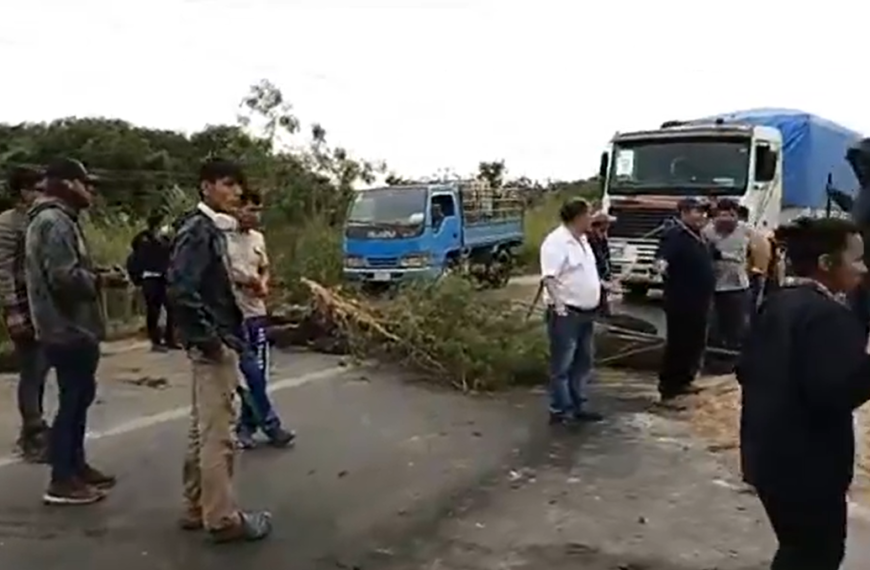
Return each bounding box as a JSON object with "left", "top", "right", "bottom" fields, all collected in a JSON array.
[{"left": 168, "top": 158, "right": 271, "bottom": 543}]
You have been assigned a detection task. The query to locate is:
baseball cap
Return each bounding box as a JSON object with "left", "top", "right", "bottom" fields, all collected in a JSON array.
[
  {"left": 44, "top": 158, "right": 99, "bottom": 184},
  {"left": 676, "top": 197, "right": 704, "bottom": 212}
]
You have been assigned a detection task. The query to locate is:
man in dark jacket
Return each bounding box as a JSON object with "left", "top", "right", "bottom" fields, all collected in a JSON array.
[
  {"left": 168, "top": 158, "right": 271, "bottom": 543},
  {"left": 654, "top": 198, "right": 716, "bottom": 403},
  {"left": 0, "top": 166, "right": 51, "bottom": 462},
  {"left": 738, "top": 216, "right": 870, "bottom": 569},
  {"left": 25, "top": 158, "right": 117, "bottom": 505},
  {"left": 588, "top": 210, "right": 616, "bottom": 315},
  {"left": 129, "top": 211, "right": 176, "bottom": 351}
]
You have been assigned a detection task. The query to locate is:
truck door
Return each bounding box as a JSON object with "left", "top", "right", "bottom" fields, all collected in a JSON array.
[{"left": 429, "top": 192, "right": 462, "bottom": 266}]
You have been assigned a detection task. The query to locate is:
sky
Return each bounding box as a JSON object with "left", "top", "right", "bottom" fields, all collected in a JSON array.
[{"left": 1, "top": 0, "right": 867, "bottom": 182}]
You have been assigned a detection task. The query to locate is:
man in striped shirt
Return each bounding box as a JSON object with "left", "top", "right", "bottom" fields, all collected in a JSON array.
[{"left": 0, "top": 166, "right": 51, "bottom": 462}]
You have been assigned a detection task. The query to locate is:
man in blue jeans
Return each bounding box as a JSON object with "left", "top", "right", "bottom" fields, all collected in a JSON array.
[
  {"left": 25, "top": 159, "right": 119, "bottom": 505},
  {"left": 539, "top": 198, "right": 604, "bottom": 426},
  {"left": 226, "top": 191, "right": 295, "bottom": 449}
]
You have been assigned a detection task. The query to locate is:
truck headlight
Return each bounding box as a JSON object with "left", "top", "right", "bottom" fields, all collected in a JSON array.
[
  {"left": 400, "top": 253, "right": 430, "bottom": 268},
  {"left": 344, "top": 255, "right": 365, "bottom": 268}
]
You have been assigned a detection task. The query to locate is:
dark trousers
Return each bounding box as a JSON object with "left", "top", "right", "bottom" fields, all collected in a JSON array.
[
  {"left": 141, "top": 277, "right": 174, "bottom": 346},
  {"left": 713, "top": 289, "right": 749, "bottom": 349},
  {"left": 45, "top": 341, "right": 100, "bottom": 484},
  {"left": 756, "top": 487, "right": 847, "bottom": 570},
  {"left": 659, "top": 301, "right": 708, "bottom": 397},
  {"left": 14, "top": 338, "right": 51, "bottom": 434},
  {"left": 237, "top": 316, "right": 281, "bottom": 434},
  {"left": 545, "top": 306, "right": 595, "bottom": 416}
]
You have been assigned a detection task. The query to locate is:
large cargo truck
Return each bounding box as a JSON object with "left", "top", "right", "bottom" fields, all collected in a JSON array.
[{"left": 597, "top": 108, "right": 862, "bottom": 298}]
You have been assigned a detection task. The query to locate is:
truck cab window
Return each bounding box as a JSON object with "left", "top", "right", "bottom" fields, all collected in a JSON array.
[
  {"left": 431, "top": 195, "right": 455, "bottom": 228},
  {"left": 754, "top": 146, "right": 777, "bottom": 182}
]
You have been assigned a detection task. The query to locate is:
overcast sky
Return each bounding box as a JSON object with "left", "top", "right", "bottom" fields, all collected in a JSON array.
[{"left": 1, "top": 0, "right": 865, "bottom": 181}]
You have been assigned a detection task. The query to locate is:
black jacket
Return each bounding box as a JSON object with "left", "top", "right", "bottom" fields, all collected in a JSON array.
[
  {"left": 655, "top": 223, "right": 716, "bottom": 309},
  {"left": 737, "top": 284, "right": 870, "bottom": 497},
  {"left": 128, "top": 229, "right": 171, "bottom": 284},
  {"left": 588, "top": 234, "right": 612, "bottom": 281},
  {"left": 167, "top": 210, "right": 243, "bottom": 352}
]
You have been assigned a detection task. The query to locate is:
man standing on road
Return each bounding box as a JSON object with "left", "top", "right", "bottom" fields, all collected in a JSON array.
[
  {"left": 539, "top": 198, "right": 604, "bottom": 426},
  {"left": 168, "top": 158, "right": 272, "bottom": 543},
  {"left": 227, "top": 190, "right": 295, "bottom": 449},
  {"left": 128, "top": 211, "right": 177, "bottom": 352},
  {"left": 0, "top": 166, "right": 51, "bottom": 462},
  {"left": 738, "top": 217, "right": 870, "bottom": 569},
  {"left": 588, "top": 210, "right": 616, "bottom": 316},
  {"left": 654, "top": 198, "right": 716, "bottom": 403},
  {"left": 703, "top": 199, "right": 753, "bottom": 349},
  {"left": 25, "top": 158, "right": 117, "bottom": 505}
]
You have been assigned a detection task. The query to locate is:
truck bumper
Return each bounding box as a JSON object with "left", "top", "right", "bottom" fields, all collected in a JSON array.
[
  {"left": 609, "top": 239, "right": 663, "bottom": 287},
  {"left": 343, "top": 267, "right": 441, "bottom": 283}
]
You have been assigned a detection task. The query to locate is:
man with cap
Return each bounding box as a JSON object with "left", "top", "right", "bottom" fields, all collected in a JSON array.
[
  {"left": 588, "top": 210, "right": 617, "bottom": 316},
  {"left": 0, "top": 166, "right": 52, "bottom": 462},
  {"left": 25, "top": 158, "right": 118, "bottom": 505},
  {"left": 654, "top": 197, "right": 716, "bottom": 403}
]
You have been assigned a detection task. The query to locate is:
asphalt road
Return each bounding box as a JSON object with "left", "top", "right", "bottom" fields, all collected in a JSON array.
[{"left": 0, "top": 350, "right": 547, "bottom": 570}]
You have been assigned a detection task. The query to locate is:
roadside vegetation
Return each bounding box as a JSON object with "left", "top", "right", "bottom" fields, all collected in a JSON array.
[{"left": 0, "top": 79, "right": 599, "bottom": 389}]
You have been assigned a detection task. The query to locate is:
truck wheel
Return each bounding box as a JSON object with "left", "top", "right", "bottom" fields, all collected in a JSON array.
[{"left": 623, "top": 284, "right": 649, "bottom": 301}]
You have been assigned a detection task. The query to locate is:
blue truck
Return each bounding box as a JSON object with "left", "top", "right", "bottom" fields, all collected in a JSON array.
[{"left": 342, "top": 180, "right": 525, "bottom": 287}]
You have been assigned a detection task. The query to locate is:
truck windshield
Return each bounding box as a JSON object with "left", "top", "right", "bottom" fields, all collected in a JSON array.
[
  {"left": 347, "top": 186, "right": 427, "bottom": 225},
  {"left": 608, "top": 136, "right": 751, "bottom": 195}
]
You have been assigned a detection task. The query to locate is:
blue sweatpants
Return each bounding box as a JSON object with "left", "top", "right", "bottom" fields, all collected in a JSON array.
[{"left": 236, "top": 316, "right": 281, "bottom": 435}]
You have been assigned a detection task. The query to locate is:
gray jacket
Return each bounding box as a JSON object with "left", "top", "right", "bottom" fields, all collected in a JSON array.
[{"left": 24, "top": 197, "right": 105, "bottom": 346}]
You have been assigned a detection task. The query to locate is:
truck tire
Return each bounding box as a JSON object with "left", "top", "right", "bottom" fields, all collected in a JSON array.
[{"left": 623, "top": 284, "right": 649, "bottom": 301}]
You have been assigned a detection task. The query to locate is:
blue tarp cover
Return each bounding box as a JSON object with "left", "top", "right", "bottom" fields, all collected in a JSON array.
[{"left": 690, "top": 108, "right": 863, "bottom": 209}]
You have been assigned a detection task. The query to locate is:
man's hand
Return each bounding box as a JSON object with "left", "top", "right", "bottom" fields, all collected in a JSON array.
[
  {"left": 4, "top": 313, "right": 31, "bottom": 342},
  {"left": 199, "top": 338, "right": 225, "bottom": 362},
  {"left": 552, "top": 300, "right": 568, "bottom": 317},
  {"left": 97, "top": 266, "right": 129, "bottom": 288},
  {"left": 653, "top": 259, "right": 668, "bottom": 275},
  {"left": 602, "top": 280, "right": 618, "bottom": 293}
]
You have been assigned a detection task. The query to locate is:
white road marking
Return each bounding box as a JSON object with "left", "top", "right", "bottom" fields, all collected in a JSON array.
[{"left": 0, "top": 365, "right": 349, "bottom": 469}]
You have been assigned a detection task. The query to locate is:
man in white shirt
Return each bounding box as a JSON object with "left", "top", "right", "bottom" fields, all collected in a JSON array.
[
  {"left": 227, "top": 191, "right": 295, "bottom": 450},
  {"left": 539, "top": 198, "right": 605, "bottom": 425}
]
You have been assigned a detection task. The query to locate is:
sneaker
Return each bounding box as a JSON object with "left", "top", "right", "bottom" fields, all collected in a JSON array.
[
  {"left": 43, "top": 480, "right": 106, "bottom": 506},
  {"left": 81, "top": 465, "right": 116, "bottom": 490},
  {"left": 179, "top": 506, "right": 204, "bottom": 531},
  {"left": 573, "top": 410, "right": 605, "bottom": 423},
  {"left": 265, "top": 427, "right": 296, "bottom": 448},
  {"left": 150, "top": 344, "right": 168, "bottom": 353},
  {"left": 209, "top": 511, "right": 272, "bottom": 543},
  {"left": 17, "top": 429, "right": 50, "bottom": 464},
  {"left": 548, "top": 413, "right": 580, "bottom": 427},
  {"left": 235, "top": 430, "right": 257, "bottom": 450}
]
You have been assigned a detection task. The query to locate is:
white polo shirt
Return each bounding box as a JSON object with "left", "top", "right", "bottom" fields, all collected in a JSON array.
[{"left": 540, "top": 224, "right": 601, "bottom": 310}]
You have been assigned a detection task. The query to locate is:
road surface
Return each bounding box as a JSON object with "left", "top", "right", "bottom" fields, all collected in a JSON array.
[{"left": 0, "top": 343, "right": 866, "bottom": 569}]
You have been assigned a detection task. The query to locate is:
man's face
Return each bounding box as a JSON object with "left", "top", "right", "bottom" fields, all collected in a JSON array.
[
  {"left": 681, "top": 207, "right": 706, "bottom": 229},
  {"left": 830, "top": 233, "right": 868, "bottom": 292},
  {"left": 714, "top": 209, "right": 738, "bottom": 232},
  {"left": 237, "top": 203, "right": 262, "bottom": 230},
  {"left": 568, "top": 212, "right": 592, "bottom": 235},
  {"left": 19, "top": 186, "right": 41, "bottom": 206},
  {"left": 202, "top": 177, "right": 242, "bottom": 213},
  {"left": 69, "top": 178, "right": 95, "bottom": 208}
]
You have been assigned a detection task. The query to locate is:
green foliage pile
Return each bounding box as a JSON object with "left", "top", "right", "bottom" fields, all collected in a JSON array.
[{"left": 305, "top": 276, "right": 549, "bottom": 392}]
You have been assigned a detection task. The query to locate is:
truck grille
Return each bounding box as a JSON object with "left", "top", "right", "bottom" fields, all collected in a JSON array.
[
  {"left": 367, "top": 257, "right": 399, "bottom": 268},
  {"left": 608, "top": 206, "right": 674, "bottom": 239}
]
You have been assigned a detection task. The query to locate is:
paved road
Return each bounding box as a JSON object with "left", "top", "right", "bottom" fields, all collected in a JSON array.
[{"left": 0, "top": 349, "right": 546, "bottom": 570}]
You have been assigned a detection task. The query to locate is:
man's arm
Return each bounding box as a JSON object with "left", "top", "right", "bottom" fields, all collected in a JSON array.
[
  {"left": 799, "top": 307, "right": 870, "bottom": 413},
  {"left": 36, "top": 212, "right": 98, "bottom": 301},
  {"left": 539, "top": 236, "right": 567, "bottom": 313},
  {"left": 0, "top": 212, "right": 21, "bottom": 318},
  {"left": 167, "top": 220, "right": 221, "bottom": 350}
]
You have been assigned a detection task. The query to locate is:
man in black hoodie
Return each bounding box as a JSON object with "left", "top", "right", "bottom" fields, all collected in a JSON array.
[
  {"left": 128, "top": 211, "right": 176, "bottom": 351},
  {"left": 168, "top": 158, "right": 271, "bottom": 543},
  {"left": 25, "top": 158, "right": 117, "bottom": 505},
  {"left": 738, "top": 216, "right": 870, "bottom": 569}
]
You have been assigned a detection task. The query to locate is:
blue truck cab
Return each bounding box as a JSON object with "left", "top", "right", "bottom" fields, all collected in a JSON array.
[{"left": 342, "top": 180, "right": 525, "bottom": 286}]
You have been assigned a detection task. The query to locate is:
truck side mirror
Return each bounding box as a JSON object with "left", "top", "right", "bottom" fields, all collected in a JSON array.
[
  {"left": 755, "top": 147, "right": 777, "bottom": 183},
  {"left": 598, "top": 152, "right": 609, "bottom": 189}
]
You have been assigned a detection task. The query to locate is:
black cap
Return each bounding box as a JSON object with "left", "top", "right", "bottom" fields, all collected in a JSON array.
[
  {"left": 44, "top": 158, "right": 98, "bottom": 184},
  {"left": 676, "top": 197, "right": 703, "bottom": 212}
]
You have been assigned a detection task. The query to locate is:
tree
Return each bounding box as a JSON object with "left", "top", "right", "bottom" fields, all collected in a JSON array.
[{"left": 477, "top": 160, "right": 506, "bottom": 189}]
